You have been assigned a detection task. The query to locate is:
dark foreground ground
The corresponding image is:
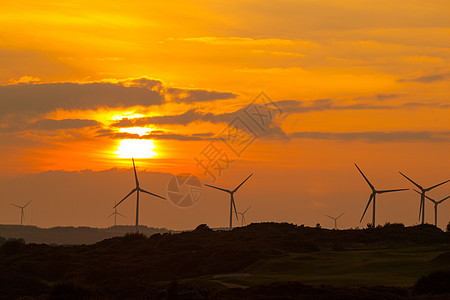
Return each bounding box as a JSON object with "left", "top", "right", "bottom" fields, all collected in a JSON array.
[{"left": 1, "top": 222, "right": 450, "bottom": 299}]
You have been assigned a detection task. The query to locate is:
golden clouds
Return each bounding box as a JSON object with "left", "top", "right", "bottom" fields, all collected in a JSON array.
[{"left": 0, "top": 0, "right": 449, "bottom": 175}]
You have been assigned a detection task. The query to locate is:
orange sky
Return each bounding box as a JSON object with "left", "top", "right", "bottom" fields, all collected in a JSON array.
[{"left": 0, "top": 1, "right": 449, "bottom": 230}]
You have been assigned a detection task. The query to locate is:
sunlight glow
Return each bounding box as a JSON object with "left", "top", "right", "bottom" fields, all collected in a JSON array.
[
  {"left": 115, "top": 139, "right": 158, "bottom": 158},
  {"left": 112, "top": 112, "right": 145, "bottom": 120},
  {"left": 119, "top": 127, "right": 153, "bottom": 136}
]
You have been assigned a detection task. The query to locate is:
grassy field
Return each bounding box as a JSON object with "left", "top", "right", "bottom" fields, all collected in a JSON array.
[{"left": 208, "top": 244, "right": 450, "bottom": 288}]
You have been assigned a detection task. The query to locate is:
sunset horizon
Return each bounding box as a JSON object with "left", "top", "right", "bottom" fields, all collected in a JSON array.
[
  {"left": 1, "top": 1, "right": 449, "bottom": 231},
  {"left": 2, "top": 2, "right": 450, "bottom": 299}
]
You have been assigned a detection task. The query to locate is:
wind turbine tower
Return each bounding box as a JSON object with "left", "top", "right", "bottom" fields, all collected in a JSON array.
[
  {"left": 205, "top": 174, "right": 253, "bottom": 229},
  {"left": 10, "top": 201, "right": 32, "bottom": 226},
  {"left": 413, "top": 189, "right": 450, "bottom": 227},
  {"left": 238, "top": 205, "right": 252, "bottom": 226},
  {"left": 114, "top": 158, "right": 165, "bottom": 232},
  {"left": 107, "top": 200, "right": 126, "bottom": 226},
  {"left": 325, "top": 212, "right": 345, "bottom": 229},
  {"left": 355, "top": 164, "right": 408, "bottom": 227},
  {"left": 399, "top": 172, "right": 449, "bottom": 224}
]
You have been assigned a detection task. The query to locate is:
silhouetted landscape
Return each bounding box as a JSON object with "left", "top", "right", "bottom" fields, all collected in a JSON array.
[
  {"left": 1, "top": 222, "right": 450, "bottom": 299},
  {"left": 0, "top": 225, "right": 170, "bottom": 245}
]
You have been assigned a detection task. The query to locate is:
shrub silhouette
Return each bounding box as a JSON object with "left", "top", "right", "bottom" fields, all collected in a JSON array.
[
  {"left": 123, "top": 232, "right": 147, "bottom": 240},
  {"left": 0, "top": 238, "right": 25, "bottom": 256},
  {"left": 194, "top": 224, "right": 212, "bottom": 232},
  {"left": 414, "top": 270, "right": 450, "bottom": 295}
]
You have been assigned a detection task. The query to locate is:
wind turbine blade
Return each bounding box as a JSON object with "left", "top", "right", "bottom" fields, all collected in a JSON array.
[
  {"left": 205, "top": 184, "right": 230, "bottom": 193},
  {"left": 114, "top": 189, "right": 136, "bottom": 208},
  {"left": 377, "top": 188, "right": 408, "bottom": 194},
  {"left": 399, "top": 172, "right": 423, "bottom": 190},
  {"left": 23, "top": 200, "right": 32, "bottom": 208},
  {"left": 325, "top": 215, "right": 334, "bottom": 219},
  {"left": 233, "top": 173, "right": 253, "bottom": 193},
  {"left": 336, "top": 212, "right": 345, "bottom": 219},
  {"left": 231, "top": 197, "right": 238, "bottom": 220},
  {"left": 412, "top": 189, "right": 422, "bottom": 195},
  {"left": 10, "top": 203, "right": 22, "bottom": 208},
  {"left": 423, "top": 193, "right": 437, "bottom": 204},
  {"left": 139, "top": 188, "right": 166, "bottom": 200},
  {"left": 418, "top": 198, "right": 423, "bottom": 220},
  {"left": 354, "top": 164, "right": 374, "bottom": 190},
  {"left": 132, "top": 158, "right": 139, "bottom": 187},
  {"left": 117, "top": 212, "right": 126, "bottom": 217},
  {"left": 360, "top": 193, "right": 374, "bottom": 223},
  {"left": 21, "top": 210, "right": 25, "bottom": 220},
  {"left": 436, "top": 195, "right": 450, "bottom": 204},
  {"left": 243, "top": 205, "right": 252, "bottom": 214},
  {"left": 427, "top": 179, "right": 450, "bottom": 191},
  {"left": 106, "top": 212, "right": 115, "bottom": 219}
]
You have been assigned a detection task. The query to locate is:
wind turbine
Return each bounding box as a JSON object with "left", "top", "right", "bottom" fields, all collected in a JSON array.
[
  {"left": 399, "top": 172, "right": 450, "bottom": 224},
  {"left": 238, "top": 205, "right": 252, "bottom": 226},
  {"left": 355, "top": 164, "right": 408, "bottom": 227},
  {"left": 413, "top": 189, "right": 450, "bottom": 227},
  {"left": 325, "top": 212, "right": 345, "bottom": 229},
  {"left": 10, "top": 201, "right": 32, "bottom": 225},
  {"left": 205, "top": 174, "right": 253, "bottom": 229},
  {"left": 114, "top": 158, "right": 165, "bottom": 232},
  {"left": 107, "top": 200, "right": 126, "bottom": 227}
]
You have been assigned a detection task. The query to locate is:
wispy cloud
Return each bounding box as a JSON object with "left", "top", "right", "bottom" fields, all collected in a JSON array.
[
  {"left": 110, "top": 99, "right": 450, "bottom": 142},
  {"left": 166, "top": 88, "right": 236, "bottom": 103},
  {"left": 165, "top": 37, "right": 313, "bottom": 46},
  {"left": 398, "top": 73, "right": 448, "bottom": 83},
  {"left": 29, "top": 119, "right": 100, "bottom": 130},
  {"left": 0, "top": 118, "right": 101, "bottom": 133},
  {"left": 355, "top": 93, "right": 402, "bottom": 101},
  {"left": 96, "top": 129, "right": 217, "bottom": 141},
  {"left": 289, "top": 131, "right": 450, "bottom": 143}
]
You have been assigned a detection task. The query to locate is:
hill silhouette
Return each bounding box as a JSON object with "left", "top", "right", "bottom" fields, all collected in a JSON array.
[
  {"left": 0, "top": 224, "right": 169, "bottom": 244},
  {"left": 1, "top": 222, "right": 449, "bottom": 299}
]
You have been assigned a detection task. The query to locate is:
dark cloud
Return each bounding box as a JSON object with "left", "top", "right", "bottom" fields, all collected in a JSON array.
[
  {"left": 95, "top": 129, "right": 217, "bottom": 141},
  {"left": 276, "top": 99, "right": 394, "bottom": 113},
  {"left": 192, "top": 132, "right": 215, "bottom": 138},
  {"left": 127, "top": 78, "right": 164, "bottom": 90},
  {"left": 355, "top": 94, "right": 402, "bottom": 101},
  {"left": 0, "top": 81, "right": 164, "bottom": 117},
  {"left": 142, "top": 133, "right": 212, "bottom": 141},
  {"left": 109, "top": 99, "right": 450, "bottom": 142},
  {"left": 0, "top": 118, "right": 101, "bottom": 133},
  {"left": 376, "top": 94, "right": 400, "bottom": 101},
  {"left": 400, "top": 102, "right": 450, "bottom": 109},
  {"left": 112, "top": 99, "right": 450, "bottom": 130},
  {"left": 95, "top": 129, "right": 112, "bottom": 135},
  {"left": 29, "top": 119, "right": 100, "bottom": 130},
  {"left": 275, "top": 99, "right": 450, "bottom": 114},
  {"left": 111, "top": 109, "right": 236, "bottom": 127},
  {"left": 0, "top": 78, "right": 238, "bottom": 120},
  {"left": 398, "top": 74, "right": 448, "bottom": 83},
  {"left": 112, "top": 109, "right": 204, "bottom": 127},
  {"left": 0, "top": 78, "right": 239, "bottom": 140},
  {"left": 167, "top": 88, "right": 236, "bottom": 103},
  {"left": 289, "top": 131, "right": 450, "bottom": 142}
]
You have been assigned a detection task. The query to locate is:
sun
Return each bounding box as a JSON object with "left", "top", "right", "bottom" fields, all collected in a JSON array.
[{"left": 115, "top": 139, "right": 158, "bottom": 158}]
